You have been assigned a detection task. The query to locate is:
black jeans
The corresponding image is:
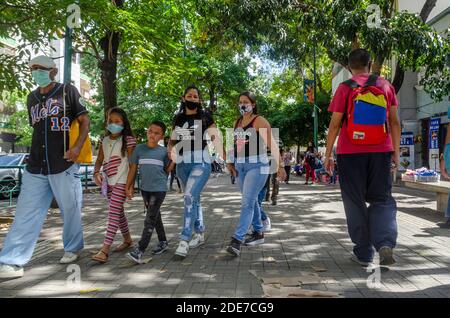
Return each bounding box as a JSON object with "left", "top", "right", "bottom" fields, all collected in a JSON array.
[
  {"left": 138, "top": 191, "right": 167, "bottom": 252},
  {"left": 265, "top": 173, "right": 279, "bottom": 201},
  {"left": 170, "top": 170, "right": 181, "bottom": 190},
  {"left": 284, "top": 166, "right": 291, "bottom": 183},
  {"left": 337, "top": 152, "right": 397, "bottom": 262}
]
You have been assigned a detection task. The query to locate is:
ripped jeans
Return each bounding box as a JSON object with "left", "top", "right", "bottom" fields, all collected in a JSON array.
[{"left": 176, "top": 160, "right": 211, "bottom": 241}]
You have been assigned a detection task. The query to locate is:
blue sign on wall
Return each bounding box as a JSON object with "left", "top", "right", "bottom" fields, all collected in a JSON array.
[
  {"left": 429, "top": 118, "right": 440, "bottom": 149},
  {"left": 400, "top": 132, "right": 414, "bottom": 146}
]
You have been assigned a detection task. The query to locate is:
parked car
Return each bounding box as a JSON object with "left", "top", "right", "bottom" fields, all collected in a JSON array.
[{"left": 0, "top": 153, "right": 29, "bottom": 199}]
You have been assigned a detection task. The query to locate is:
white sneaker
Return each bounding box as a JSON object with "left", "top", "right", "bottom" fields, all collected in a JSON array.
[
  {"left": 59, "top": 252, "right": 79, "bottom": 264},
  {"left": 262, "top": 217, "right": 271, "bottom": 232},
  {"left": 0, "top": 264, "right": 24, "bottom": 279},
  {"left": 188, "top": 233, "right": 205, "bottom": 248},
  {"left": 175, "top": 240, "right": 189, "bottom": 258}
]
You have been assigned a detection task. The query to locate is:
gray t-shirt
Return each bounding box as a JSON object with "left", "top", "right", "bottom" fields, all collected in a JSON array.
[{"left": 130, "top": 144, "right": 169, "bottom": 192}]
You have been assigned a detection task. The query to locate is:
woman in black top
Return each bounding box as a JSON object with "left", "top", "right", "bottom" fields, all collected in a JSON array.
[
  {"left": 169, "top": 85, "right": 224, "bottom": 258},
  {"left": 226, "top": 91, "right": 286, "bottom": 257}
]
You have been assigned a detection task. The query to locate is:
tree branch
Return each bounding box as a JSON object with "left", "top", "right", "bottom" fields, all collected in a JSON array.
[
  {"left": 420, "top": 0, "right": 437, "bottom": 22},
  {"left": 80, "top": 29, "right": 102, "bottom": 62},
  {"left": 0, "top": 15, "right": 34, "bottom": 27}
]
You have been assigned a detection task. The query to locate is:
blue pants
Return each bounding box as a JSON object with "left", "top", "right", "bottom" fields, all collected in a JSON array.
[
  {"left": 337, "top": 152, "right": 397, "bottom": 262},
  {"left": 176, "top": 160, "right": 211, "bottom": 241},
  {"left": 233, "top": 161, "right": 269, "bottom": 242},
  {"left": 0, "top": 164, "right": 84, "bottom": 266}
]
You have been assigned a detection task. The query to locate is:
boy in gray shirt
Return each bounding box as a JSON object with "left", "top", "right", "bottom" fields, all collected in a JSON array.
[{"left": 126, "top": 121, "right": 174, "bottom": 263}]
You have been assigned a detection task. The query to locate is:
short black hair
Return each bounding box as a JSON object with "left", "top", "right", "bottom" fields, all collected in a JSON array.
[
  {"left": 150, "top": 120, "right": 166, "bottom": 134},
  {"left": 348, "top": 48, "right": 371, "bottom": 70}
]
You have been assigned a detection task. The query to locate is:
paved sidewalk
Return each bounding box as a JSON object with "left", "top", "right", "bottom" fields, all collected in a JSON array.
[{"left": 1, "top": 174, "right": 450, "bottom": 298}]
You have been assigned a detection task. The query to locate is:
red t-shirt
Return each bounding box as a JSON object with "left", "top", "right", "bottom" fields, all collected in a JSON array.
[{"left": 328, "top": 74, "right": 399, "bottom": 154}]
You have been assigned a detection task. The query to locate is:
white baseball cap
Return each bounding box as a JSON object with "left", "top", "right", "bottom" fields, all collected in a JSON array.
[{"left": 29, "top": 55, "right": 56, "bottom": 68}]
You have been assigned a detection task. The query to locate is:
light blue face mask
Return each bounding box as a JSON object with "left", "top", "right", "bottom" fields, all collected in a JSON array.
[
  {"left": 31, "top": 69, "right": 52, "bottom": 88},
  {"left": 107, "top": 123, "right": 124, "bottom": 134}
]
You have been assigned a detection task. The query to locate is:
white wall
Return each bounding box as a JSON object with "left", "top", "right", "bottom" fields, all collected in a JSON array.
[{"left": 397, "top": 0, "right": 450, "bottom": 21}]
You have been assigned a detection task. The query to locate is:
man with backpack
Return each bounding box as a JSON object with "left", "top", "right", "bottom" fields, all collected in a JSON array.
[{"left": 324, "top": 49, "right": 400, "bottom": 267}]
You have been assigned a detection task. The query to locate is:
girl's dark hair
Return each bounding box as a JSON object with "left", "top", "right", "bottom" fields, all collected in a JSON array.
[
  {"left": 172, "top": 85, "right": 205, "bottom": 128},
  {"left": 106, "top": 107, "right": 134, "bottom": 157},
  {"left": 239, "top": 91, "right": 258, "bottom": 115},
  {"left": 306, "top": 141, "right": 316, "bottom": 153}
]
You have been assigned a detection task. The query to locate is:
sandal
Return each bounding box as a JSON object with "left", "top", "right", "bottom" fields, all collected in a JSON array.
[
  {"left": 92, "top": 250, "right": 109, "bottom": 263},
  {"left": 113, "top": 241, "right": 133, "bottom": 253}
]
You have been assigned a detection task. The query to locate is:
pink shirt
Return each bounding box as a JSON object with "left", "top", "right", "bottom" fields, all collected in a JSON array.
[{"left": 328, "top": 74, "right": 399, "bottom": 154}]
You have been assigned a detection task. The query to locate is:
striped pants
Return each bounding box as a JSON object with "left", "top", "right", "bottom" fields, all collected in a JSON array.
[{"left": 104, "top": 183, "right": 129, "bottom": 246}]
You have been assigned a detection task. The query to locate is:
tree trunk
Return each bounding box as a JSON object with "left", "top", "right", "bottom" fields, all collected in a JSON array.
[
  {"left": 392, "top": 0, "right": 437, "bottom": 93},
  {"left": 99, "top": 0, "right": 123, "bottom": 121},
  {"left": 372, "top": 56, "right": 385, "bottom": 75},
  {"left": 351, "top": 35, "right": 359, "bottom": 50},
  {"left": 296, "top": 141, "right": 301, "bottom": 164}
]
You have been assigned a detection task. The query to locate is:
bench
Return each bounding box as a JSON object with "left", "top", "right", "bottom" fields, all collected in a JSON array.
[{"left": 403, "top": 180, "right": 450, "bottom": 213}]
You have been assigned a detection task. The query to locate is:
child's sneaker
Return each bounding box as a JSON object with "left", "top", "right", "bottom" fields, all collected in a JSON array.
[
  {"left": 152, "top": 241, "right": 169, "bottom": 255},
  {"left": 126, "top": 247, "right": 144, "bottom": 264}
]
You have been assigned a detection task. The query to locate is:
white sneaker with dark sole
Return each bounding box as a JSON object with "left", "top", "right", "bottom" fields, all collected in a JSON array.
[{"left": 244, "top": 232, "right": 265, "bottom": 246}]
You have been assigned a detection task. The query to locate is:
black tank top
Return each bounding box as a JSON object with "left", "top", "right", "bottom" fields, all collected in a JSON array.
[{"left": 233, "top": 116, "right": 266, "bottom": 159}]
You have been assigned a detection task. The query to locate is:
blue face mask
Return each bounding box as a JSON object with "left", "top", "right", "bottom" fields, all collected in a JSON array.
[
  {"left": 32, "top": 69, "right": 52, "bottom": 88},
  {"left": 107, "top": 123, "right": 124, "bottom": 134}
]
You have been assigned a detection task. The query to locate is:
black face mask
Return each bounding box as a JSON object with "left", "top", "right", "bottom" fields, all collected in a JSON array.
[{"left": 184, "top": 100, "right": 200, "bottom": 111}]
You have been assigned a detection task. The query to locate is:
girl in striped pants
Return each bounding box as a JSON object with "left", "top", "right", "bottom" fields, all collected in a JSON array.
[{"left": 92, "top": 108, "right": 136, "bottom": 263}]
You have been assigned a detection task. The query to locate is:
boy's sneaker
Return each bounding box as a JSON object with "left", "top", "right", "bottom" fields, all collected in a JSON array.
[
  {"left": 126, "top": 247, "right": 144, "bottom": 264},
  {"left": 244, "top": 231, "right": 264, "bottom": 246},
  {"left": 379, "top": 246, "right": 396, "bottom": 266},
  {"left": 152, "top": 241, "right": 169, "bottom": 255},
  {"left": 175, "top": 240, "right": 189, "bottom": 258},
  {"left": 0, "top": 264, "right": 24, "bottom": 279},
  {"left": 59, "top": 252, "right": 78, "bottom": 264},
  {"left": 262, "top": 217, "right": 271, "bottom": 232},
  {"left": 350, "top": 255, "right": 372, "bottom": 267},
  {"left": 189, "top": 233, "right": 205, "bottom": 248},
  {"left": 226, "top": 238, "right": 241, "bottom": 257}
]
